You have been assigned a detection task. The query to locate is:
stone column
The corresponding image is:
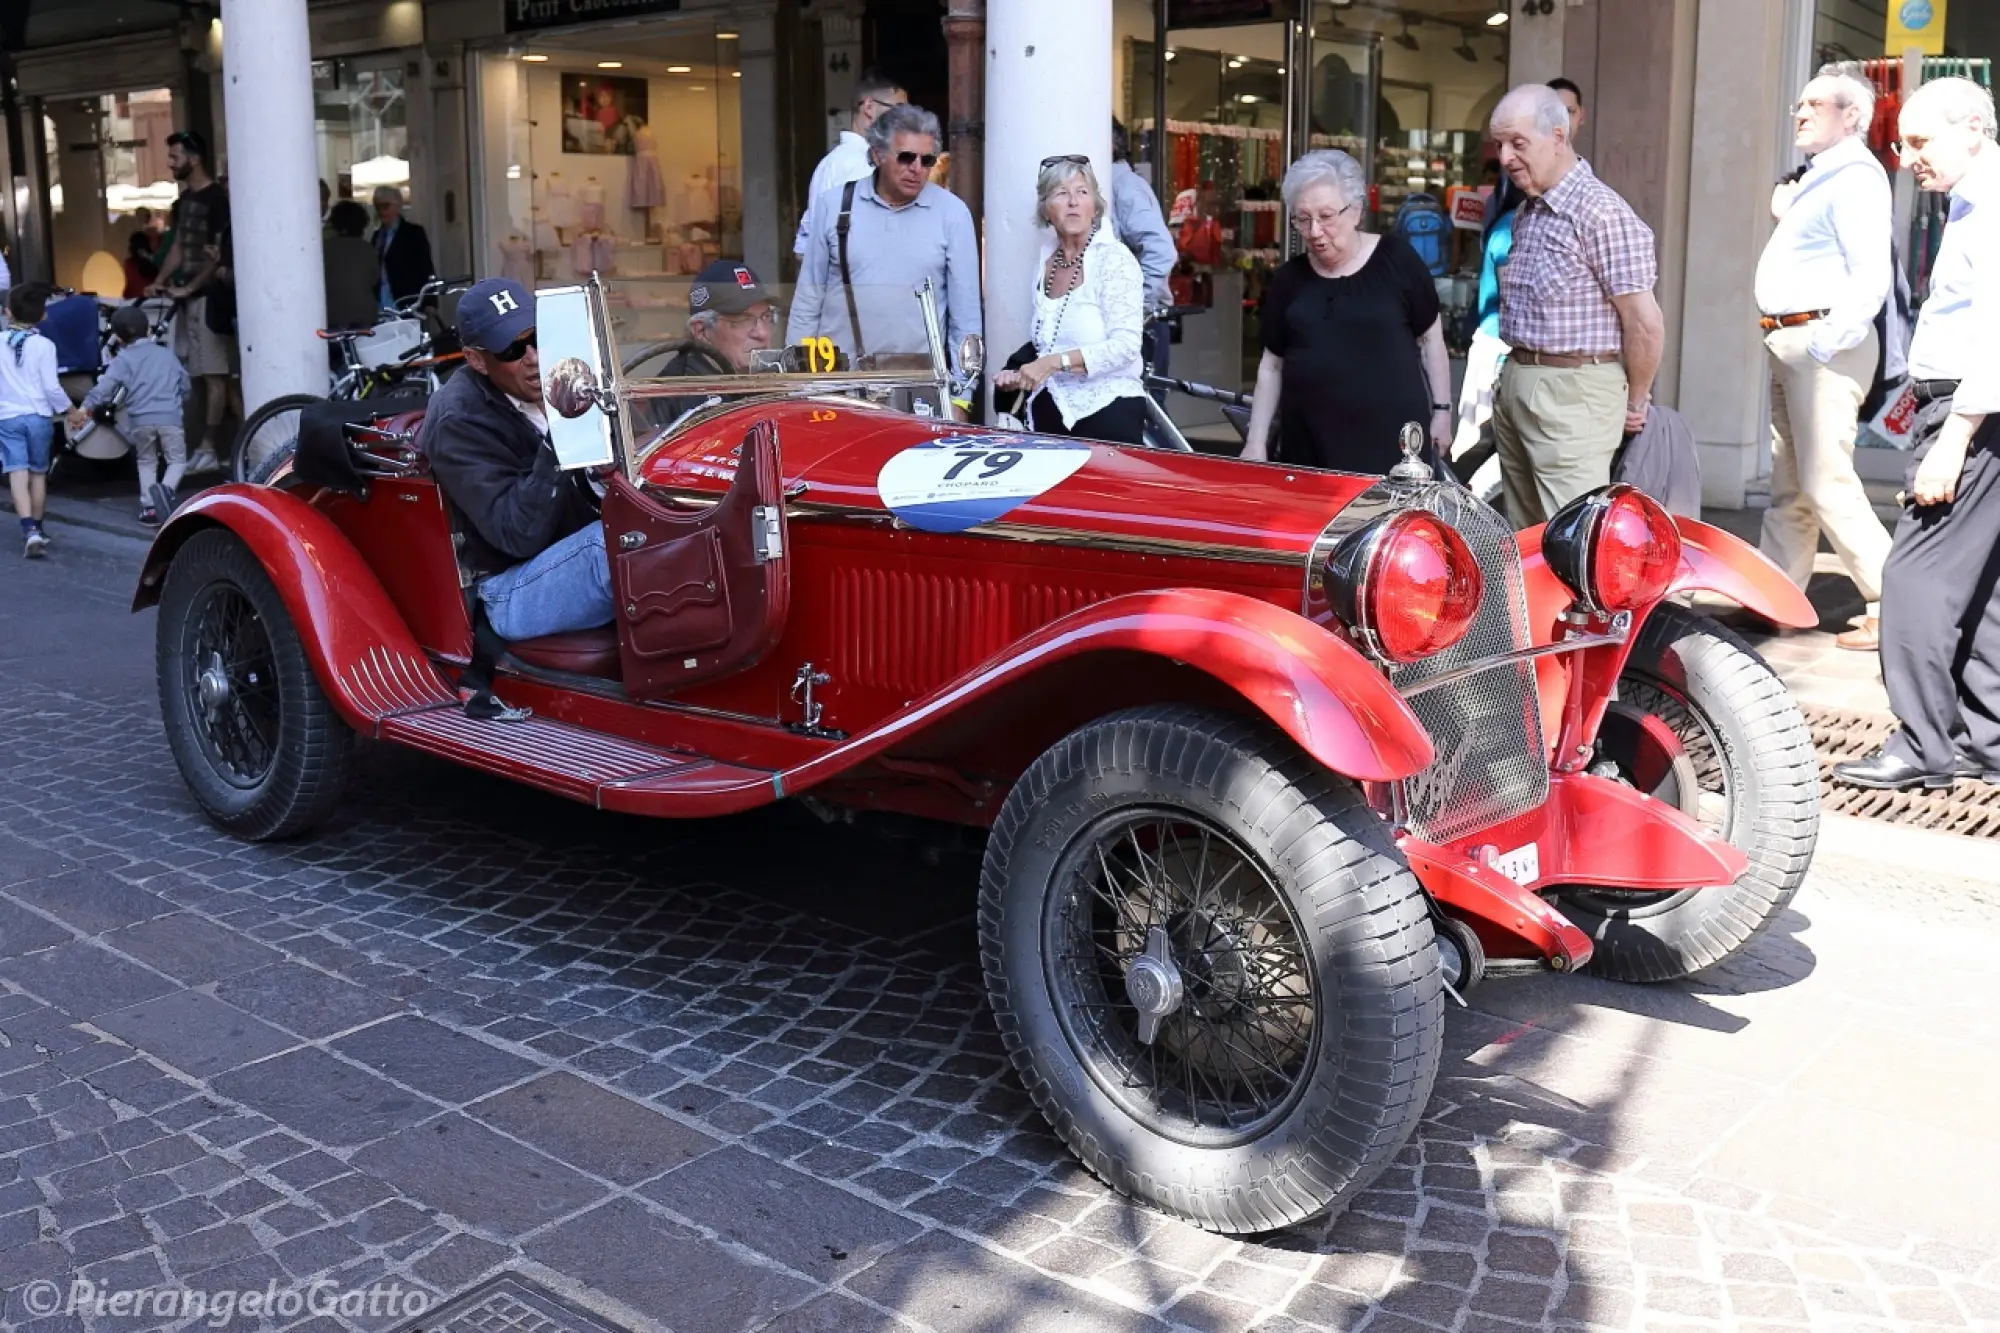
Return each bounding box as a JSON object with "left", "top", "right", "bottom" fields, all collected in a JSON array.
[
  {"left": 737, "top": 15, "right": 783, "bottom": 284},
  {"left": 983, "top": 1, "right": 1112, "bottom": 377},
  {"left": 220, "top": 0, "right": 326, "bottom": 411},
  {"left": 943, "top": 0, "right": 984, "bottom": 216}
]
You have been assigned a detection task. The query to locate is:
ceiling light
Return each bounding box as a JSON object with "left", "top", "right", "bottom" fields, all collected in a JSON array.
[
  {"left": 1164, "top": 49, "right": 1177, "bottom": 61},
  {"left": 1394, "top": 22, "right": 1419, "bottom": 51},
  {"left": 1238, "top": 94, "right": 1258, "bottom": 103},
  {"left": 597, "top": 60, "right": 623, "bottom": 69},
  {"left": 667, "top": 65, "right": 691, "bottom": 73},
  {"left": 1276, "top": 67, "right": 1286, "bottom": 74},
  {"left": 1453, "top": 32, "right": 1478, "bottom": 61},
  {"left": 731, "top": 70, "right": 741, "bottom": 77},
  {"left": 688, "top": 86, "right": 705, "bottom": 92},
  {"left": 520, "top": 53, "right": 548, "bottom": 62},
  {"left": 717, "top": 31, "right": 738, "bottom": 39},
  {"left": 1486, "top": 10, "right": 1508, "bottom": 24},
  {"left": 1227, "top": 57, "right": 1244, "bottom": 68}
]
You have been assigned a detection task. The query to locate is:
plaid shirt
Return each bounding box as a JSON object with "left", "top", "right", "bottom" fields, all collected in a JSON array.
[{"left": 1499, "top": 158, "right": 1656, "bottom": 354}]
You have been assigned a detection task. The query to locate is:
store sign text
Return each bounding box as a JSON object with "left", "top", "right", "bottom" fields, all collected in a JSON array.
[{"left": 505, "top": 0, "right": 682, "bottom": 33}]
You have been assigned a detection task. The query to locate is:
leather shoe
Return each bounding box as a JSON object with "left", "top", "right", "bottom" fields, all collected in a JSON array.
[
  {"left": 1954, "top": 753, "right": 2000, "bottom": 784},
  {"left": 1832, "top": 749, "right": 1954, "bottom": 790},
  {"left": 1834, "top": 615, "right": 1879, "bottom": 651}
]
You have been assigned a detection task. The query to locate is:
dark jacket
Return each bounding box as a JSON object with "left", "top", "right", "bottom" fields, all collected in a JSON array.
[
  {"left": 374, "top": 219, "right": 435, "bottom": 304},
  {"left": 323, "top": 235, "right": 380, "bottom": 329},
  {"left": 418, "top": 367, "right": 599, "bottom": 581}
]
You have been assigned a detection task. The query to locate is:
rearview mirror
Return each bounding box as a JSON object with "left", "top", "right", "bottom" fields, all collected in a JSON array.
[
  {"left": 545, "top": 358, "right": 603, "bottom": 419},
  {"left": 957, "top": 332, "right": 984, "bottom": 379},
  {"left": 534, "top": 284, "right": 615, "bottom": 470}
]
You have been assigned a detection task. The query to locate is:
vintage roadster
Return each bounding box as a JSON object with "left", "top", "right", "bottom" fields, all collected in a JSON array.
[{"left": 135, "top": 281, "right": 1818, "bottom": 1235}]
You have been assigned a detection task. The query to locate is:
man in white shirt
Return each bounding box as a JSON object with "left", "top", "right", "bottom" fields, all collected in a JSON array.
[
  {"left": 1834, "top": 78, "right": 2000, "bottom": 791},
  {"left": 1755, "top": 71, "right": 1895, "bottom": 651},
  {"left": 792, "top": 73, "right": 907, "bottom": 259}
]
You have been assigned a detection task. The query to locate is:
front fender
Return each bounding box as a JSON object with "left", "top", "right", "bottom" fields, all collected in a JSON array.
[
  {"left": 133, "top": 486, "right": 453, "bottom": 730},
  {"left": 1667, "top": 515, "right": 1816, "bottom": 629},
  {"left": 780, "top": 588, "right": 1434, "bottom": 796}
]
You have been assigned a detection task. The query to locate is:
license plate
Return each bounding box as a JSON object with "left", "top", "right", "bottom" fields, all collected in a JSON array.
[{"left": 1491, "top": 842, "right": 1540, "bottom": 886}]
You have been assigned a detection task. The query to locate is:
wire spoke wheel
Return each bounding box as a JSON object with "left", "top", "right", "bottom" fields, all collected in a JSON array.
[
  {"left": 1043, "top": 809, "right": 1318, "bottom": 1147},
  {"left": 184, "top": 583, "right": 280, "bottom": 787},
  {"left": 231, "top": 394, "right": 320, "bottom": 485}
]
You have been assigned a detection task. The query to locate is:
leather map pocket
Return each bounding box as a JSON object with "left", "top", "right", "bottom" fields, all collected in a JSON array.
[{"left": 614, "top": 528, "right": 734, "bottom": 658}]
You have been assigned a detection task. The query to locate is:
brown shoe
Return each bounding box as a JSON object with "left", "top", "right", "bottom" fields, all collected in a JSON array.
[{"left": 1834, "top": 615, "right": 1879, "bottom": 651}]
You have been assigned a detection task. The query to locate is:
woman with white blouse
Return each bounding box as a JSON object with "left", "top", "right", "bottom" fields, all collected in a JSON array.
[{"left": 992, "top": 155, "right": 1149, "bottom": 446}]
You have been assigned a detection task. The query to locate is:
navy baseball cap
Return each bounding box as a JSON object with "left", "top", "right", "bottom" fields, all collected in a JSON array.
[
  {"left": 689, "top": 260, "right": 770, "bottom": 316},
  {"left": 457, "top": 278, "right": 536, "bottom": 353}
]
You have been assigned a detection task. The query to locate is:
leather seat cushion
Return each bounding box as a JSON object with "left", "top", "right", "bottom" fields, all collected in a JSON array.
[{"left": 506, "top": 628, "right": 622, "bottom": 679}]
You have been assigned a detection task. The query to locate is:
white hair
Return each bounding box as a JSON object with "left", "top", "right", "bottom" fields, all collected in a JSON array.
[
  {"left": 1490, "top": 84, "right": 1570, "bottom": 140},
  {"left": 866, "top": 103, "right": 943, "bottom": 158},
  {"left": 372, "top": 185, "right": 403, "bottom": 206},
  {"left": 688, "top": 309, "right": 718, "bottom": 337},
  {"left": 1281, "top": 149, "right": 1367, "bottom": 216},
  {"left": 1810, "top": 68, "right": 1877, "bottom": 137},
  {"left": 1901, "top": 76, "right": 1999, "bottom": 141},
  {"left": 1034, "top": 157, "right": 1106, "bottom": 228}
]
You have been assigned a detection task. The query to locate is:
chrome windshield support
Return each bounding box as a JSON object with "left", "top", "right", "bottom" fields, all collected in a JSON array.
[{"left": 1398, "top": 614, "right": 1632, "bottom": 700}]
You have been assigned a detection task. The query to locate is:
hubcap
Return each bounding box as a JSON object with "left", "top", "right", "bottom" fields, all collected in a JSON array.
[
  {"left": 1123, "top": 925, "right": 1184, "bottom": 1045},
  {"left": 183, "top": 584, "right": 280, "bottom": 788},
  {"left": 197, "top": 655, "right": 231, "bottom": 713}
]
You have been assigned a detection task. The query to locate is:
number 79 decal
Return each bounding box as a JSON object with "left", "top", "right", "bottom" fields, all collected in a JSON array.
[{"left": 876, "top": 435, "right": 1093, "bottom": 533}]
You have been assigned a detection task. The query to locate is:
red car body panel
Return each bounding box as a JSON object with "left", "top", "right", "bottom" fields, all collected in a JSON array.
[{"left": 137, "top": 395, "right": 1803, "bottom": 973}]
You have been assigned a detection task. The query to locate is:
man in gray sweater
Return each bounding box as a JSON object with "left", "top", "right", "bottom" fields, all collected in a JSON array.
[{"left": 70, "top": 306, "right": 189, "bottom": 524}]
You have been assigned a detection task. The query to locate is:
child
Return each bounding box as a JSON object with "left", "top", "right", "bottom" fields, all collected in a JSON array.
[
  {"left": 0, "top": 284, "right": 69, "bottom": 558},
  {"left": 70, "top": 305, "right": 189, "bottom": 526}
]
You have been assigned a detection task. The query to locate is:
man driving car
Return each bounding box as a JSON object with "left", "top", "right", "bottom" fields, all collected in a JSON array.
[{"left": 421, "top": 277, "right": 611, "bottom": 642}]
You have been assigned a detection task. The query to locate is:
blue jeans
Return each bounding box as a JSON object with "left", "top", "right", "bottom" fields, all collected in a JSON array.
[
  {"left": 478, "top": 524, "right": 614, "bottom": 640},
  {"left": 0, "top": 415, "right": 53, "bottom": 474}
]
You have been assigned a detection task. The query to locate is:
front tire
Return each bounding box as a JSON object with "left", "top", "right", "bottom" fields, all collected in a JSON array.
[
  {"left": 980, "top": 705, "right": 1443, "bottom": 1234},
  {"left": 1558, "top": 603, "right": 1817, "bottom": 982},
  {"left": 157, "top": 529, "right": 352, "bottom": 839}
]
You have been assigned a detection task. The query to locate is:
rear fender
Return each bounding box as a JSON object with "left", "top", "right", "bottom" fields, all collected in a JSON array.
[
  {"left": 781, "top": 588, "right": 1435, "bottom": 796},
  {"left": 133, "top": 486, "right": 453, "bottom": 731}
]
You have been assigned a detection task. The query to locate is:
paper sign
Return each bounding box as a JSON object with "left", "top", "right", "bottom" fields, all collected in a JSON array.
[
  {"left": 1887, "top": 0, "right": 1946, "bottom": 55},
  {"left": 877, "top": 433, "right": 1092, "bottom": 533}
]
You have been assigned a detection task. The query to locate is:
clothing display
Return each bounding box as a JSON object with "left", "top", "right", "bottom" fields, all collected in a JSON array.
[
  {"left": 571, "top": 231, "right": 614, "bottom": 278},
  {"left": 540, "top": 173, "right": 579, "bottom": 231},
  {"left": 628, "top": 126, "right": 666, "bottom": 209},
  {"left": 499, "top": 232, "right": 535, "bottom": 287},
  {"left": 579, "top": 178, "right": 606, "bottom": 232}
]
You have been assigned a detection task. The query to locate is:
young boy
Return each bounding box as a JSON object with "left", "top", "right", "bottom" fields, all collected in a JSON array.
[
  {"left": 0, "top": 284, "right": 70, "bottom": 558},
  {"left": 70, "top": 305, "right": 190, "bottom": 525}
]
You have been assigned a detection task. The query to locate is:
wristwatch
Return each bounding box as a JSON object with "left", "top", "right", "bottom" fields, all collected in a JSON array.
[
  {"left": 1431, "top": 402, "right": 1449, "bottom": 412},
  {"left": 1060, "top": 351, "right": 1074, "bottom": 372}
]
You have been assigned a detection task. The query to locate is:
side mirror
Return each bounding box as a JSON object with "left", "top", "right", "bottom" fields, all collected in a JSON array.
[
  {"left": 545, "top": 357, "right": 605, "bottom": 420},
  {"left": 957, "top": 332, "right": 984, "bottom": 380}
]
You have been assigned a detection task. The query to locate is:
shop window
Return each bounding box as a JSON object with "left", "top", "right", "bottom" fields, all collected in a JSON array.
[
  {"left": 40, "top": 89, "right": 175, "bottom": 293},
  {"left": 473, "top": 23, "right": 741, "bottom": 348},
  {"left": 315, "top": 59, "right": 411, "bottom": 208}
]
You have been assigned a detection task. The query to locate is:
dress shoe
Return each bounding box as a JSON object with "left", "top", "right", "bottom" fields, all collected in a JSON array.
[
  {"left": 1831, "top": 749, "right": 1954, "bottom": 790},
  {"left": 1834, "top": 615, "right": 1879, "bottom": 651},
  {"left": 1954, "top": 753, "right": 2000, "bottom": 784}
]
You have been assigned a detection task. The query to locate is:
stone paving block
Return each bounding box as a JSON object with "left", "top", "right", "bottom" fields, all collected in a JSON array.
[
  {"left": 352, "top": 1115, "right": 608, "bottom": 1240},
  {"left": 211, "top": 962, "right": 401, "bottom": 1039},
  {"left": 1643, "top": 1273, "right": 1727, "bottom": 1319},
  {"left": 1726, "top": 1282, "right": 1810, "bottom": 1320},
  {"left": 96, "top": 913, "right": 282, "bottom": 984},
  {"left": 757, "top": 1292, "right": 907, "bottom": 1333},
  {"left": 1890, "top": 1287, "right": 1973, "bottom": 1324},
  {"left": 408, "top": 1231, "right": 510, "bottom": 1293},
  {"left": 333, "top": 1016, "right": 539, "bottom": 1107},
  {"left": 1162, "top": 1290, "right": 1263, "bottom": 1331},
  {"left": 0, "top": 940, "right": 177, "bottom": 1018},
  {"left": 470, "top": 1070, "right": 722, "bottom": 1185},
  {"left": 95, "top": 990, "right": 295, "bottom": 1080},
  {"left": 527, "top": 1195, "right": 817, "bottom": 1330},
  {"left": 211, "top": 1047, "right": 438, "bottom": 1149},
  {"left": 846, "top": 1229, "right": 1168, "bottom": 1332},
  {"left": 0, "top": 898, "right": 74, "bottom": 957},
  {"left": 4, "top": 869, "right": 172, "bottom": 934}
]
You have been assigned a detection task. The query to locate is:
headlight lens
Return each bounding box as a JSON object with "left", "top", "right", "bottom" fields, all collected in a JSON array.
[
  {"left": 1325, "top": 511, "right": 1484, "bottom": 663},
  {"left": 1542, "top": 484, "right": 1682, "bottom": 613}
]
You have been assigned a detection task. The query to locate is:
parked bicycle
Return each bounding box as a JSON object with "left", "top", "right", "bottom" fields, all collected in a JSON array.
[
  {"left": 231, "top": 275, "right": 472, "bottom": 484},
  {"left": 1138, "top": 305, "right": 1249, "bottom": 454}
]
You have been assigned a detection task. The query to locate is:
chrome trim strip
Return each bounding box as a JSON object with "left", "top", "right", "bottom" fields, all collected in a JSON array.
[{"left": 1397, "top": 627, "right": 1629, "bottom": 699}]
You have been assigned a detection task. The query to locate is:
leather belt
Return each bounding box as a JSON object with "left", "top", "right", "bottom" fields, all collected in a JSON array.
[
  {"left": 1509, "top": 349, "right": 1621, "bottom": 368},
  {"left": 1911, "top": 378, "right": 1961, "bottom": 405},
  {"left": 1758, "top": 309, "right": 1828, "bottom": 331}
]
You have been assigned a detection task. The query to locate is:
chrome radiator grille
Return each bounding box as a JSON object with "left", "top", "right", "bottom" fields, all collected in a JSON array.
[
  {"left": 1310, "top": 479, "right": 1548, "bottom": 845},
  {"left": 1390, "top": 484, "right": 1548, "bottom": 843}
]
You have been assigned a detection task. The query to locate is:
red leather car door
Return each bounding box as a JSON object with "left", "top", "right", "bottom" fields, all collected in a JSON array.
[{"left": 600, "top": 419, "right": 791, "bottom": 699}]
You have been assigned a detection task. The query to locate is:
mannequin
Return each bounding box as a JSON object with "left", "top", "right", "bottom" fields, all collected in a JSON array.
[
  {"left": 498, "top": 230, "right": 534, "bottom": 286},
  {"left": 542, "top": 171, "right": 578, "bottom": 240},
  {"left": 579, "top": 175, "right": 606, "bottom": 232},
  {"left": 627, "top": 121, "right": 665, "bottom": 239}
]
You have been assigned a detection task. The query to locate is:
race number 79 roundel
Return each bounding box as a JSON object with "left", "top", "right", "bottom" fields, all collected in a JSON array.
[{"left": 876, "top": 433, "right": 1093, "bottom": 533}]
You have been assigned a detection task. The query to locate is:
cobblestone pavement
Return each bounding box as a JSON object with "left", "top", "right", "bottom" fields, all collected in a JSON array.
[{"left": 0, "top": 528, "right": 1996, "bottom": 1333}]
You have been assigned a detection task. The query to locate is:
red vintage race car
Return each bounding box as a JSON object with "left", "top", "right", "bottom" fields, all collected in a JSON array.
[{"left": 134, "top": 281, "right": 1818, "bottom": 1235}]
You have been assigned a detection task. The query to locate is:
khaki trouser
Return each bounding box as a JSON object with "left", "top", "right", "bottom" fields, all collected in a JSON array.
[
  {"left": 1757, "top": 323, "right": 1890, "bottom": 612},
  {"left": 1492, "top": 358, "right": 1628, "bottom": 527}
]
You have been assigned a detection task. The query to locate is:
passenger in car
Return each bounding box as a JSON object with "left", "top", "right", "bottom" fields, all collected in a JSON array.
[
  {"left": 420, "top": 277, "right": 611, "bottom": 641},
  {"left": 666, "top": 260, "right": 776, "bottom": 375}
]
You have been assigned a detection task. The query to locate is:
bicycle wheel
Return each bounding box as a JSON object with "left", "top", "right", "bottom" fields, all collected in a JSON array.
[{"left": 232, "top": 393, "right": 323, "bottom": 486}]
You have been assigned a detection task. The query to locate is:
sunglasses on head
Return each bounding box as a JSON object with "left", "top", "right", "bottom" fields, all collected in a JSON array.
[
  {"left": 1040, "top": 154, "right": 1091, "bottom": 169},
  {"left": 894, "top": 150, "right": 939, "bottom": 168},
  {"left": 490, "top": 330, "right": 536, "bottom": 362}
]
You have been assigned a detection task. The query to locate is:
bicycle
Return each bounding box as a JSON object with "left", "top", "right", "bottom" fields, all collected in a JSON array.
[
  {"left": 230, "top": 276, "right": 472, "bottom": 485},
  {"left": 1138, "top": 305, "right": 1250, "bottom": 454}
]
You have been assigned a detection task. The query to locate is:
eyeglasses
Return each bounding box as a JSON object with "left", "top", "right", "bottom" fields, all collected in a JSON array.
[
  {"left": 861, "top": 96, "right": 901, "bottom": 114},
  {"left": 1791, "top": 97, "right": 1839, "bottom": 115},
  {"left": 1290, "top": 203, "right": 1359, "bottom": 233},
  {"left": 894, "top": 151, "right": 939, "bottom": 168},
  {"left": 1040, "top": 154, "right": 1091, "bottom": 169},
  {"left": 719, "top": 309, "right": 777, "bottom": 330},
  {"left": 490, "top": 330, "right": 537, "bottom": 362}
]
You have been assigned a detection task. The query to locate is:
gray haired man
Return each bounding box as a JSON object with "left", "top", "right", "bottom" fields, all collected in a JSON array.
[
  {"left": 790, "top": 103, "right": 982, "bottom": 367},
  {"left": 1756, "top": 70, "right": 1895, "bottom": 651}
]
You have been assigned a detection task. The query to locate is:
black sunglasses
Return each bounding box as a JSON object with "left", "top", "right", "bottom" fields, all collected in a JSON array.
[
  {"left": 490, "top": 330, "right": 537, "bottom": 362},
  {"left": 894, "top": 151, "right": 940, "bottom": 168},
  {"left": 1040, "top": 154, "right": 1091, "bottom": 169}
]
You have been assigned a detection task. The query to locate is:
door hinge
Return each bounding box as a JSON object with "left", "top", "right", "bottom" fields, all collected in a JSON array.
[
  {"left": 752, "top": 505, "right": 783, "bottom": 562},
  {"left": 618, "top": 530, "right": 647, "bottom": 550}
]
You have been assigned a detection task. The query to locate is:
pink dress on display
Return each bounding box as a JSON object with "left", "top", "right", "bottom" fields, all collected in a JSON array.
[{"left": 627, "top": 125, "right": 666, "bottom": 209}]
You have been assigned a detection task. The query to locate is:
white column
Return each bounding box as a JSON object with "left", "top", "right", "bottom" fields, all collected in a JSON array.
[
  {"left": 983, "top": 2, "right": 1113, "bottom": 377},
  {"left": 738, "top": 16, "right": 783, "bottom": 285},
  {"left": 220, "top": 0, "right": 326, "bottom": 411}
]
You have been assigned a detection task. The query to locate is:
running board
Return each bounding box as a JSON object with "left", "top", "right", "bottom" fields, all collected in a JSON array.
[{"left": 376, "top": 705, "right": 776, "bottom": 813}]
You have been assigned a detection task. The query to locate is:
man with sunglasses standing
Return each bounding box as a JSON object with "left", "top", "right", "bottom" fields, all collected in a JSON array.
[
  {"left": 421, "top": 278, "right": 611, "bottom": 643},
  {"left": 791, "top": 103, "right": 981, "bottom": 371},
  {"left": 793, "top": 72, "right": 907, "bottom": 259}
]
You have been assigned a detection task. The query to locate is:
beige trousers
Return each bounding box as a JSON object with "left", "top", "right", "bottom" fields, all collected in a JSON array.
[
  {"left": 1757, "top": 323, "right": 1890, "bottom": 611},
  {"left": 1492, "top": 358, "right": 1628, "bottom": 527}
]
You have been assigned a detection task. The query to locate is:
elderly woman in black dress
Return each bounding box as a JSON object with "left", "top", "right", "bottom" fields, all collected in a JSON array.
[{"left": 1241, "top": 149, "right": 1453, "bottom": 474}]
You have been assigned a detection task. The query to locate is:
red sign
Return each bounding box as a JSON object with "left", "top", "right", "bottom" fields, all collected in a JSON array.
[{"left": 1449, "top": 187, "right": 1489, "bottom": 231}]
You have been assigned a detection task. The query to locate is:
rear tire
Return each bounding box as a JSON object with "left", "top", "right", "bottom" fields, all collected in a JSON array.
[
  {"left": 232, "top": 393, "right": 321, "bottom": 485},
  {"left": 980, "top": 705, "right": 1443, "bottom": 1234},
  {"left": 157, "top": 529, "right": 351, "bottom": 839},
  {"left": 1557, "top": 603, "right": 1817, "bottom": 982}
]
